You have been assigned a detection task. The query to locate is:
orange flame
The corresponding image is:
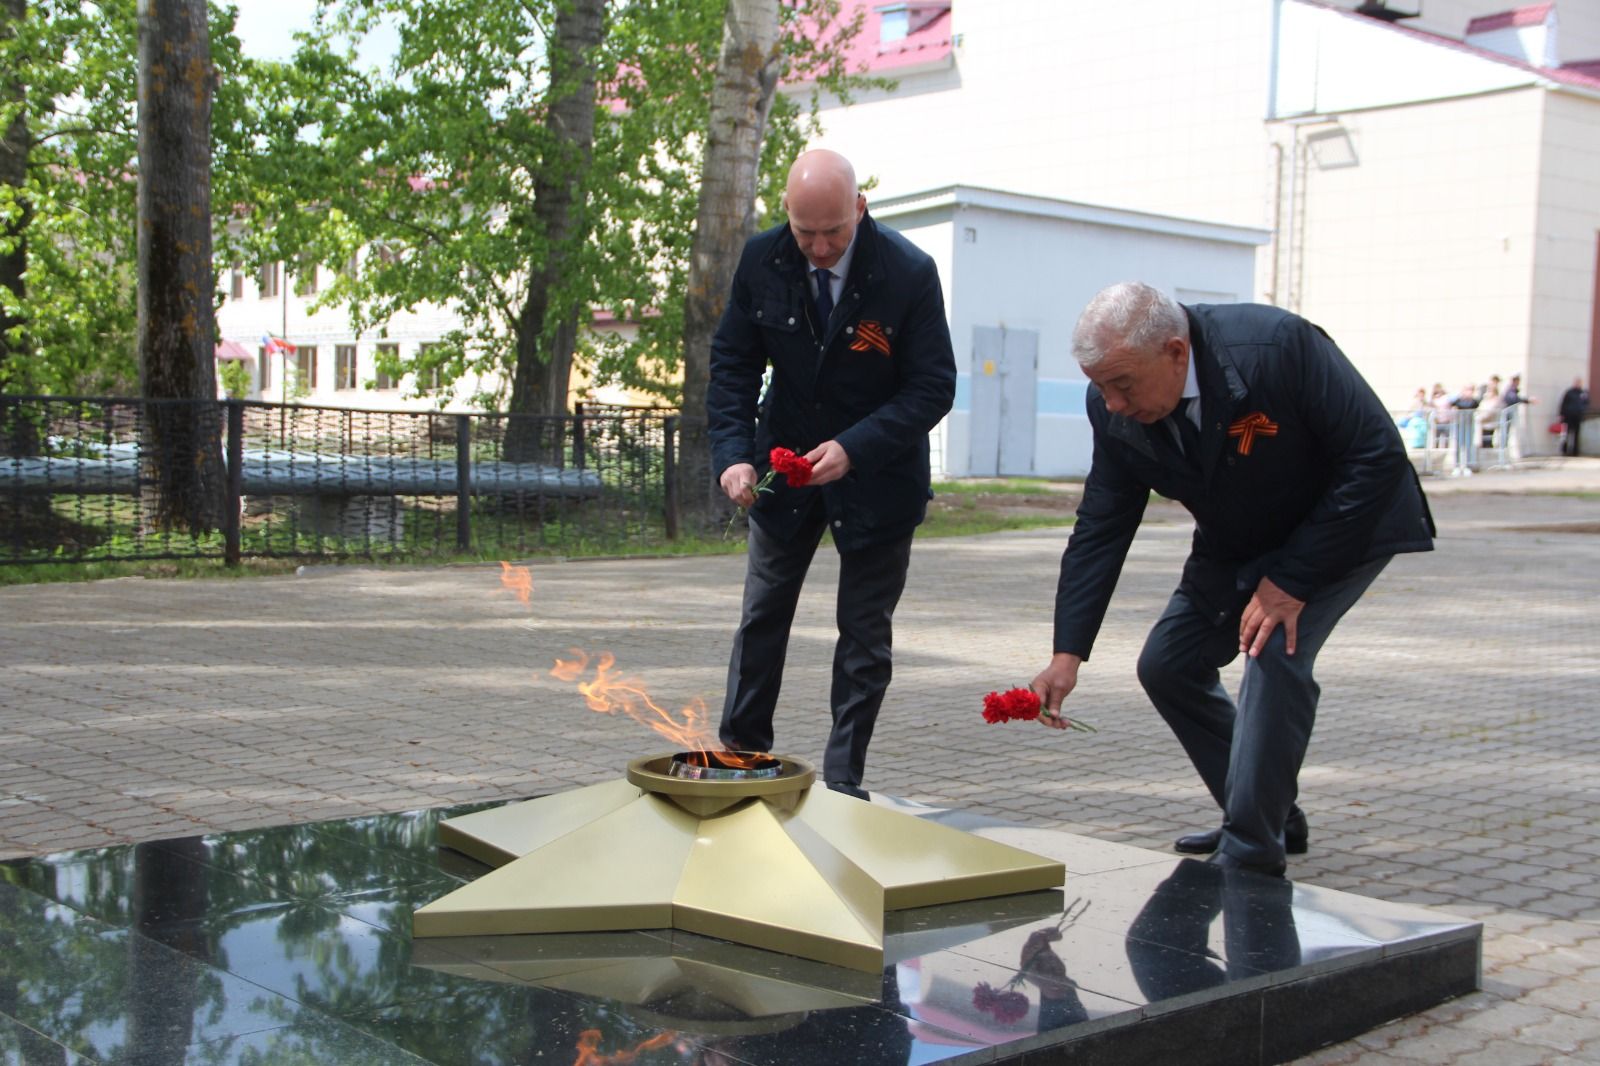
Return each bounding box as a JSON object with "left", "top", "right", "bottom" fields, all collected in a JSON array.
[
  {"left": 552, "top": 649, "right": 721, "bottom": 754},
  {"left": 499, "top": 561, "right": 533, "bottom": 606},
  {"left": 572, "top": 1030, "right": 676, "bottom": 1066}
]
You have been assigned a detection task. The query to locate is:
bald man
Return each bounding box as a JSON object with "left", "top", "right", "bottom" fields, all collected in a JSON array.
[{"left": 706, "top": 150, "right": 956, "bottom": 797}]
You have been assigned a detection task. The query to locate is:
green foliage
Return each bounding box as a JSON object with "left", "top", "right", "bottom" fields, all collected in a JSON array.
[
  {"left": 0, "top": 0, "right": 265, "bottom": 396},
  {"left": 238, "top": 0, "right": 872, "bottom": 407},
  {"left": 218, "top": 358, "right": 252, "bottom": 398},
  {"left": 0, "top": 0, "right": 872, "bottom": 405}
]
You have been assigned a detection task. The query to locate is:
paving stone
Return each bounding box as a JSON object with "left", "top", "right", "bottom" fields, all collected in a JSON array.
[{"left": 4, "top": 474, "right": 1600, "bottom": 1066}]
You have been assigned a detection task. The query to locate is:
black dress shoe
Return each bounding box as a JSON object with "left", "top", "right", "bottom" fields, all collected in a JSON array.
[
  {"left": 1173, "top": 811, "right": 1309, "bottom": 855},
  {"left": 1206, "top": 851, "right": 1287, "bottom": 878},
  {"left": 825, "top": 781, "right": 870, "bottom": 800}
]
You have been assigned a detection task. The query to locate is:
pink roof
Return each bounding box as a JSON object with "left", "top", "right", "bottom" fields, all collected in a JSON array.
[
  {"left": 823, "top": 0, "right": 954, "bottom": 77},
  {"left": 1465, "top": 3, "right": 1554, "bottom": 36}
]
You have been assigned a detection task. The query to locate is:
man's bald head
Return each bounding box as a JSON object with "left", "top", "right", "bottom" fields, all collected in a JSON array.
[{"left": 784, "top": 149, "right": 866, "bottom": 270}]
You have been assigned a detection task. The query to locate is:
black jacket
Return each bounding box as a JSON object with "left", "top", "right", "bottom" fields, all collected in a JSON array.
[
  {"left": 1560, "top": 386, "right": 1589, "bottom": 421},
  {"left": 1054, "top": 303, "right": 1435, "bottom": 659},
  {"left": 706, "top": 212, "right": 957, "bottom": 551}
]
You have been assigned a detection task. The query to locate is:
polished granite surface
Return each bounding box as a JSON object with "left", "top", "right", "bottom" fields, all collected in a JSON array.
[{"left": 0, "top": 793, "right": 1481, "bottom": 1066}]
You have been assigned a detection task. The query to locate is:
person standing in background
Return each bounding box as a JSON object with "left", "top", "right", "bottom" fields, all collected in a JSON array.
[{"left": 1559, "top": 378, "right": 1589, "bottom": 457}]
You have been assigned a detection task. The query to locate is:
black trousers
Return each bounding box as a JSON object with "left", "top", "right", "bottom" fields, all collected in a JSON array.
[
  {"left": 1136, "top": 556, "right": 1389, "bottom": 869},
  {"left": 1563, "top": 417, "right": 1582, "bottom": 456},
  {"left": 718, "top": 508, "right": 913, "bottom": 787}
]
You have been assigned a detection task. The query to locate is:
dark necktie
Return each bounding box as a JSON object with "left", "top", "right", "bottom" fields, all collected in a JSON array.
[
  {"left": 813, "top": 268, "right": 834, "bottom": 327},
  {"left": 1170, "top": 399, "right": 1201, "bottom": 459}
]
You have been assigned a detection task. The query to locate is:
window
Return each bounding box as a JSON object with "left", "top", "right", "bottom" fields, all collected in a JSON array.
[
  {"left": 259, "top": 261, "right": 280, "bottom": 299},
  {"left": 230, "top": 263, "right": 244, "bottom": 300},
  {"left": 295, "top": 345, "right": 318, "bottom": 390},
  {"left": 373, "top": 343, "right": 399, "bottom": 390},
  {"left": 258, "top": 346, "right": 271, "bottom": 391},
  {"left": 335, "top": 344, "right": 358, "bottom": 390}
]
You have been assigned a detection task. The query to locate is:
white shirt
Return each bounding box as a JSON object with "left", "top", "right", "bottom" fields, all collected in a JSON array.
[{"left": 1181, "top": 347, "right": 1201, "bottom": 428}]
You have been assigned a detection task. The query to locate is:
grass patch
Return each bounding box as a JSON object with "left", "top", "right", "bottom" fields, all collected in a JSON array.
[
  {"left": 920, "top": 511, "right": 1075, "bottom": 538},
  {"left": 0, "top": 557, "right": 302, "bottom": 586},
  {"left": 932, "top": 477, "right": 1081, "bottom": 497}
]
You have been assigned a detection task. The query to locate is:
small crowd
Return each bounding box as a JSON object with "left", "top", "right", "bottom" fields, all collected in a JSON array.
[{"left": 1396, "top": 374, "right": 1590, "bottom": 474}]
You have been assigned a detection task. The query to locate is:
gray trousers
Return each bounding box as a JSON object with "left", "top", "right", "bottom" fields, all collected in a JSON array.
[
  {"left": 718, "top": 512, "right": 913, "bottom": 787},
  {"left": 1137, "top": 556, "right": 1391, "bottom": 868}
]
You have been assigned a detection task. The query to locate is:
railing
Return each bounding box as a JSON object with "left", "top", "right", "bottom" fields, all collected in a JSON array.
[
  {"left": 1394, "top": 406, "right": 1526, "bottom": 476},
  {"left": 0, "top": 396, "right": 724, "bottom": 565}
]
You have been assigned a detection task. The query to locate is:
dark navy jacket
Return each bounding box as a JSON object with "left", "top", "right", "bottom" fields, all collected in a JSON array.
[
  {"left": 706, "top": 212, "right": 957, "bottom": 552},
  {"left": 1054, "top": 303, "right": 1435, "bottom": 659}
]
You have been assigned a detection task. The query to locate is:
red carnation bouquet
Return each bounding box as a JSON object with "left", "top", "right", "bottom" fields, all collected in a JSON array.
[
  {"left": 981, "top": 687, "right": 1095, "bottom": 732},
  {"left": 725, "top": 446, "right": 815, "bottom": 538}
]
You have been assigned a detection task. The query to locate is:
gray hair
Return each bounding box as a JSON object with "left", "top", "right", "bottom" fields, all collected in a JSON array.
[{"left": 1071, "top": 282, "right": 1189, "bottom": 368}]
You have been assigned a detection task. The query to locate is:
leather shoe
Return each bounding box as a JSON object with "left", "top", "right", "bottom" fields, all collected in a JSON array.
[
  {"left": 1206, "top": 851, "right": 1287, "bottom": 878},
  {"left": 1174, "top": 811, "right": 1308, "bottom": 855},
  {"left": 825, "top": 781, "right": 870, "bottom": 801}
]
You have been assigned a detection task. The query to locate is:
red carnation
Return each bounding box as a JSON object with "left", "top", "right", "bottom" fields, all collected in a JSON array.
[
  {"left": 768, "top": 447, "right": 814, "bottom": 487},
  {"left": 972, "top": 981, "right": 1030, "bottom": 1024},
  {"left": 981, "top": 687, "right": 1042, "bottom": 724},
  {"left": 724, "top": 445, "right": 815, "bottom": 539},
  {"left": 981, "top": 686, "right": 1096, "bottom": 732}
]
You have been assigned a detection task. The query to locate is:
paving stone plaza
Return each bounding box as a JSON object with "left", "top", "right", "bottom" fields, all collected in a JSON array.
[{"left": 3, "top": 461, "right": 1598, "bottom": 1064}]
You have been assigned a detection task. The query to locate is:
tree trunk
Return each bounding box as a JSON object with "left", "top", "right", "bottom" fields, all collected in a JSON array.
[
  {"left": 503, "top": 0, "right": 605, "bottom": 463},
  {"left": 136, "top": 0, "right": 222, "bottom": 532},
  {"left": 678, "top": 0, "right": 781, "bottom": 526},
  {"left": 0, "top": 0, "right": 28, "bottom": 386}
]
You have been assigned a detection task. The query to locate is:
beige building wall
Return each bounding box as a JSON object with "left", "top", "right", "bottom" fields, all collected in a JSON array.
[
  {"left": 1278, "top": 89, "right": 1545, "bottom": 406},
  {"left": 1530, "top": 90, "right": 1600, "bottom": 406}
]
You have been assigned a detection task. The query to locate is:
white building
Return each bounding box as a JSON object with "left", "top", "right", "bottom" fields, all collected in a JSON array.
[
  {"left": 212, "top": 257, "right": 640, "bottom": 412},
  {"left": 806, "top": 0, "right": 1600, "bottom": 463},
  {"left": 873, "top": 186, "right": 1265, "bottom": 476}
]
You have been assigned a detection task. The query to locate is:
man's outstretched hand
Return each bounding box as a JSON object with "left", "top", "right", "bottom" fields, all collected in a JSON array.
[{"left": 1031, "top": 652, "right": 1083, "bottom": 730}]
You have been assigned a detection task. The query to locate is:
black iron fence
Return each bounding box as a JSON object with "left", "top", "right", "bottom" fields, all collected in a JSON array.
[{"left": 0, "top": 396, "right": 724, "bottom": 565}]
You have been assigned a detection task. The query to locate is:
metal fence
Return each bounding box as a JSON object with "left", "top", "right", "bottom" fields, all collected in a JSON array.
[
  {"left": 1393, "top": 406, "right": 1530, "bottom": 477},
  {"left": 0, "top": 396, "right": 724, "bottom": 565}
]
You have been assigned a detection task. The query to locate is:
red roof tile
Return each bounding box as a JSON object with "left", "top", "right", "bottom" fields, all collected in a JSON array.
[
  {"left": 1465, "top": 3, "right": 1554, "bottom": 36},
  {"left": 829, "top": 0, "right": 954, "bottom": 77}
]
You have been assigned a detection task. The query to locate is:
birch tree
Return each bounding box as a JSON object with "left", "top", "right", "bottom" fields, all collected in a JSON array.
[{"left": 676, "top": 0, "right": 782, "bottom": 517}]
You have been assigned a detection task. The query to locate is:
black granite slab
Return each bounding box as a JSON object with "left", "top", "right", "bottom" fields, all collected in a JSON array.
[{"left": 0, "top": 794, "right": 1480, "bottom": 1066}]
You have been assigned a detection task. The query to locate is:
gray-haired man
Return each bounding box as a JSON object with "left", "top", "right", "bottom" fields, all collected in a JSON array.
[{"left": 1032, "top": 282, "right": 1433, "bottom": 876}]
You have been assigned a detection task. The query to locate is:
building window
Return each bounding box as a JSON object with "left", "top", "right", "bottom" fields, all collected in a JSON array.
[
  {"left": 335, "top": 344, "right": 358, "bottom": 390},
  {"left": 230, "top": 263, "right": 244, "bottom": 300},
  {"left": 373, "top": 343, "right": 399, "bottom": 390},
  {"left": 258, "top": 346, "right": 271, "bottom": 391},
  {"left": 259, "top": 261, "right": 280, "bottom": 299},
  {"left": 295, "top": 346, "right": 318, "bottom": 390}
]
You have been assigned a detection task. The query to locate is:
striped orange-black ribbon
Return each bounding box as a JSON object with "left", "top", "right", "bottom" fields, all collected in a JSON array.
[
  {"left": 849, "top": 320, "right": 892, "bottom": 356},
  {"left": 1227, "top": 412, "right": 1279, "bottom": 455}
]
